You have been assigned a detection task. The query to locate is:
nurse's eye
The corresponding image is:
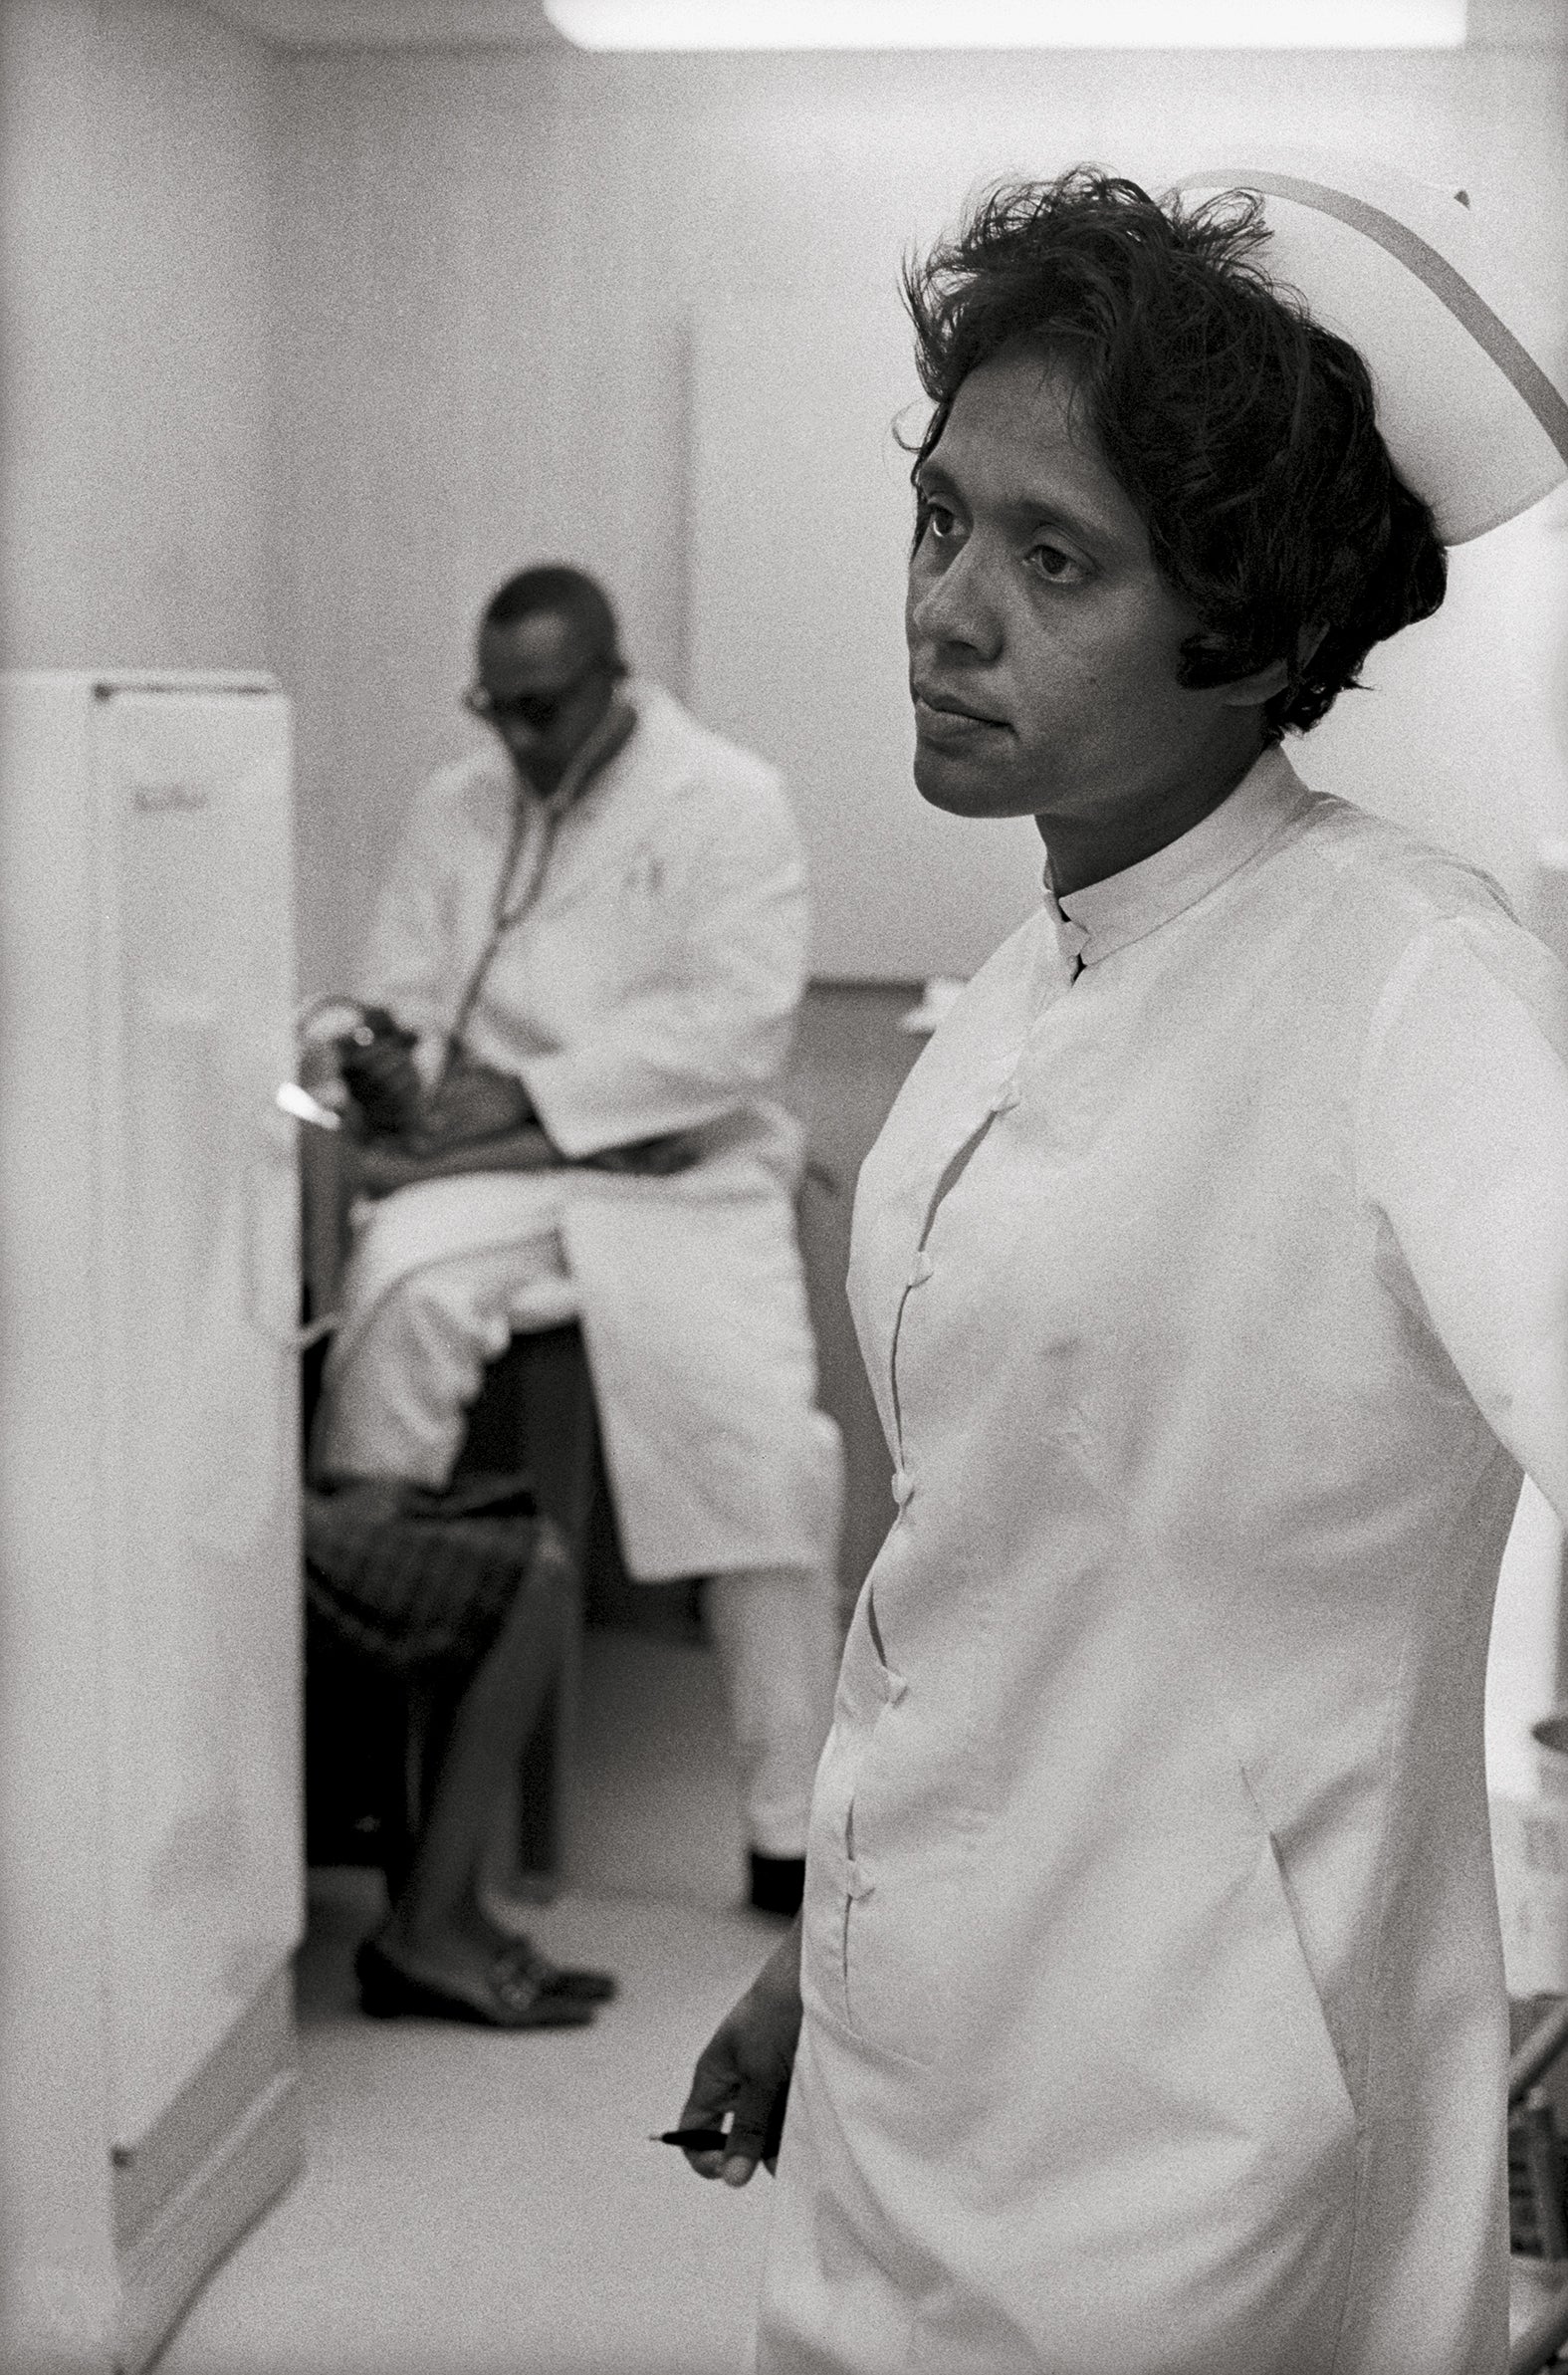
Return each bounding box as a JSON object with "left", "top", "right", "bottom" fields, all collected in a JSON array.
[
  {"left": 918, "top": 498, "right": 960, "bottom": 545},
  {"left": 1025, "top": 540, "right": 1089, "bottom": 587}
]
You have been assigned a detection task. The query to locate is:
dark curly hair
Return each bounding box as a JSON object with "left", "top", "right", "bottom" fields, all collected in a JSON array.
[{"left": 903, "top": 169, "right": 1447, "bottom": 737}]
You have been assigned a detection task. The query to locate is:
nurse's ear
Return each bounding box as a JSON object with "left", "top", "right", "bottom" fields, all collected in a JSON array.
[{"left": 1220, "top": 623, "right": 1330, "bottom": 712}]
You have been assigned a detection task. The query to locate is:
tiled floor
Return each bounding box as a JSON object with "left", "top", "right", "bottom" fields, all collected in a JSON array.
[{"left": 157, "top": 1632, "right": 789, "bottom": 2375}]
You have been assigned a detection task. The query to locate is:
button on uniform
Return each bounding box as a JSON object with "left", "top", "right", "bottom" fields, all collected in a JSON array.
[
  {"left": 891, "top": 1466, "right": 914, "bottom": 1509},
  {"left": 906, "top": 1252, "right": 934, "bottom": 1288}
]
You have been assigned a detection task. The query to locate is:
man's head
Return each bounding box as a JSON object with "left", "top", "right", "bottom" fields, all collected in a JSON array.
[
  {"left": 904, "top": 168, "right": 1447, "bottom": 749},
  {"left": 470, "top": 564, "right": 628, "bottom": 795}
]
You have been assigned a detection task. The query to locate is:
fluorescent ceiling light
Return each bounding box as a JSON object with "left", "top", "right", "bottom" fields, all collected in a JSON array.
[{"left": 544, "top": 0, "right": 1466, "bottom": 48}]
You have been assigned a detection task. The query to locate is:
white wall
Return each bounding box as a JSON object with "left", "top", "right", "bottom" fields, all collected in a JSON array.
[
  {"left": 0, "top": 0, "right": 275, "bottom": 675},
  {"left": 264, "top": 34, "right": 1568, "bottom": 990}
]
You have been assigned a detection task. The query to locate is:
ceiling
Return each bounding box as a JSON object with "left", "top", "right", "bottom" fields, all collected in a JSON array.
[
  {"left": 199, "top": 0, "right": 563, "bottom": 46},
  {"left": 198, "top": 0, "right": 1562, "bottom": 51}
]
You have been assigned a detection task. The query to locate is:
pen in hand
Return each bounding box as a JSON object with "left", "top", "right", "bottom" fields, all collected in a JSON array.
[{"left": 652, "top": 2125, "right": 730, "bottom": 2151}]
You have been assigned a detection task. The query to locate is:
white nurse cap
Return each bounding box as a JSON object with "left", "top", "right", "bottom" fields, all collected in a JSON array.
[{"left": 1170, "top": 154, "right": 1568, "bottom": 545}]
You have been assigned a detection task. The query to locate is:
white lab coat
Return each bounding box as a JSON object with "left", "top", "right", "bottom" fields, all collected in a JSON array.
[
  {"left": 324, "top": 681, "right": 839, "bottom": 1583},
  {"left": 759, "top": 748, "right": 1568, "bottom": 2374}
]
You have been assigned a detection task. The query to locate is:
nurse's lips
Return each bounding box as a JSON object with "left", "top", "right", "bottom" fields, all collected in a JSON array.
[{"left": 911, "top": 684, "right": 1008, "bottom": 740}]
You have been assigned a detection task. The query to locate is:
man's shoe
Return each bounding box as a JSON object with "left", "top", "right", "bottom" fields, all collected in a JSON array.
[{"left": 749, "top": 1851, "right": 806, "bottom": 1918}]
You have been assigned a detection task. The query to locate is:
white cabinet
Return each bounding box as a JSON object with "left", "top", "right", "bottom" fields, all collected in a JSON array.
[{"left": 0, "top": 672, "right": 304, "bottom": 2375}]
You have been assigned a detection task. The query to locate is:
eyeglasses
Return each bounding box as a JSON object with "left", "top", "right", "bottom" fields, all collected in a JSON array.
[{"left": 463, "top": 667, "right": 604, "bottom": 737}]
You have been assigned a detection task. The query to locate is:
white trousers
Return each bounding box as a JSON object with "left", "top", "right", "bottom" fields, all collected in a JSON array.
[{"left": 313, "top": 1232, "right": 841, "bottom": 1857}]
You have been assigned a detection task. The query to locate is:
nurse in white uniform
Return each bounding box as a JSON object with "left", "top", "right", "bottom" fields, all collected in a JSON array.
[{"left": 676, "top": 162, "right": 1568, "bottom": 2373}]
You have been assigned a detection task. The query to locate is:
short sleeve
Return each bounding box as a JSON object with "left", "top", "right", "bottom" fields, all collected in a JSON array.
[{"left": 1355, "top": 915, "right": 1568, "bottom": 1525}]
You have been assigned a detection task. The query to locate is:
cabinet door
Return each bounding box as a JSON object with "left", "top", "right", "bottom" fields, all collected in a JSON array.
[{"left": 94, "top": 690, "right": 302, "bottom": 2151}]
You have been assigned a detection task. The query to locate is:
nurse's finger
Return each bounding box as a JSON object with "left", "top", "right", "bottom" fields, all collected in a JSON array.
[
  {"left": 718, "top": 2099, "right": 779, "bottom": 2186},
  {"left": 675, "top": 2083, "right": 735, "bottom": 2180},
  {"left": 671, "top": 2120, "right": 731, "bottom": 2179}
]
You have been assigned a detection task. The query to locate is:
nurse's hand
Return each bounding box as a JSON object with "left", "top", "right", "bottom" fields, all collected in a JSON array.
[{"left": 676, "top": 1914, "right": 802, "bottom": 2188}]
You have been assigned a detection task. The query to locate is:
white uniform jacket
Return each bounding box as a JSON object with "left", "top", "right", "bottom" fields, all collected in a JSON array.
[
  {"left": 760, "top": 746, "right": 1568, "bottom": 2375},
  {"left": 336, "top": 680, "right": 836, "bottom": 1581}
]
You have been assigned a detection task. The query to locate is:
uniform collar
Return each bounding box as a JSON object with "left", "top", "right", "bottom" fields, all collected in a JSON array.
[{"left": 1047, "top": 744, "right": 1306, "bottom": 966}]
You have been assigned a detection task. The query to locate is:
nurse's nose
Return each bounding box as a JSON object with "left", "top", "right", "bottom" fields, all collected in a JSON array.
[{"left": 905, "top": 532, "right": 1004, "bottom": 666}]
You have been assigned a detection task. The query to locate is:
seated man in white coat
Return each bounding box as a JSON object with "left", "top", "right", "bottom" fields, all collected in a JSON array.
[{"left": 313, "top": 564, "right": 844, "bottom": 1948}]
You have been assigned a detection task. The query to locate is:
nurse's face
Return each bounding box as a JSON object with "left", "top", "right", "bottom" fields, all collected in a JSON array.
[{"left": 906, "top": 345, "right": 1270, "bottom": 879}]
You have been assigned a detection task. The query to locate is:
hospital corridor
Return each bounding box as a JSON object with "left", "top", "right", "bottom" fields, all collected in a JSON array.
[{"left": 5, "top": 3, "right": 1568, "bottom": 2374}]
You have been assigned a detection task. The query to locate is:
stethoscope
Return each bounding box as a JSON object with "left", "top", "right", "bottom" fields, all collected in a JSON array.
[
  {"left": 437, "top": 694, "right": 640, "bottom": 1080},
  {"left": 437, "top": 797, "right": 559, "bottom": 1075}
]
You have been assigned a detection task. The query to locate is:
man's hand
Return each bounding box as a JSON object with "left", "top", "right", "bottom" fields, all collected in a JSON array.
[
  {"left": 676, "top": 1916, "right": 802, "bottom": 2188},
  {"left": 409, "top": 1061, "right": 534, "bottom": 1152}
]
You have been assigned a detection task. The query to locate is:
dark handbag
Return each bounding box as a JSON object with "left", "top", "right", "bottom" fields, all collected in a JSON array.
[{"left": 303, "top": 1471, "right": 559, "bottom": 1676}]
